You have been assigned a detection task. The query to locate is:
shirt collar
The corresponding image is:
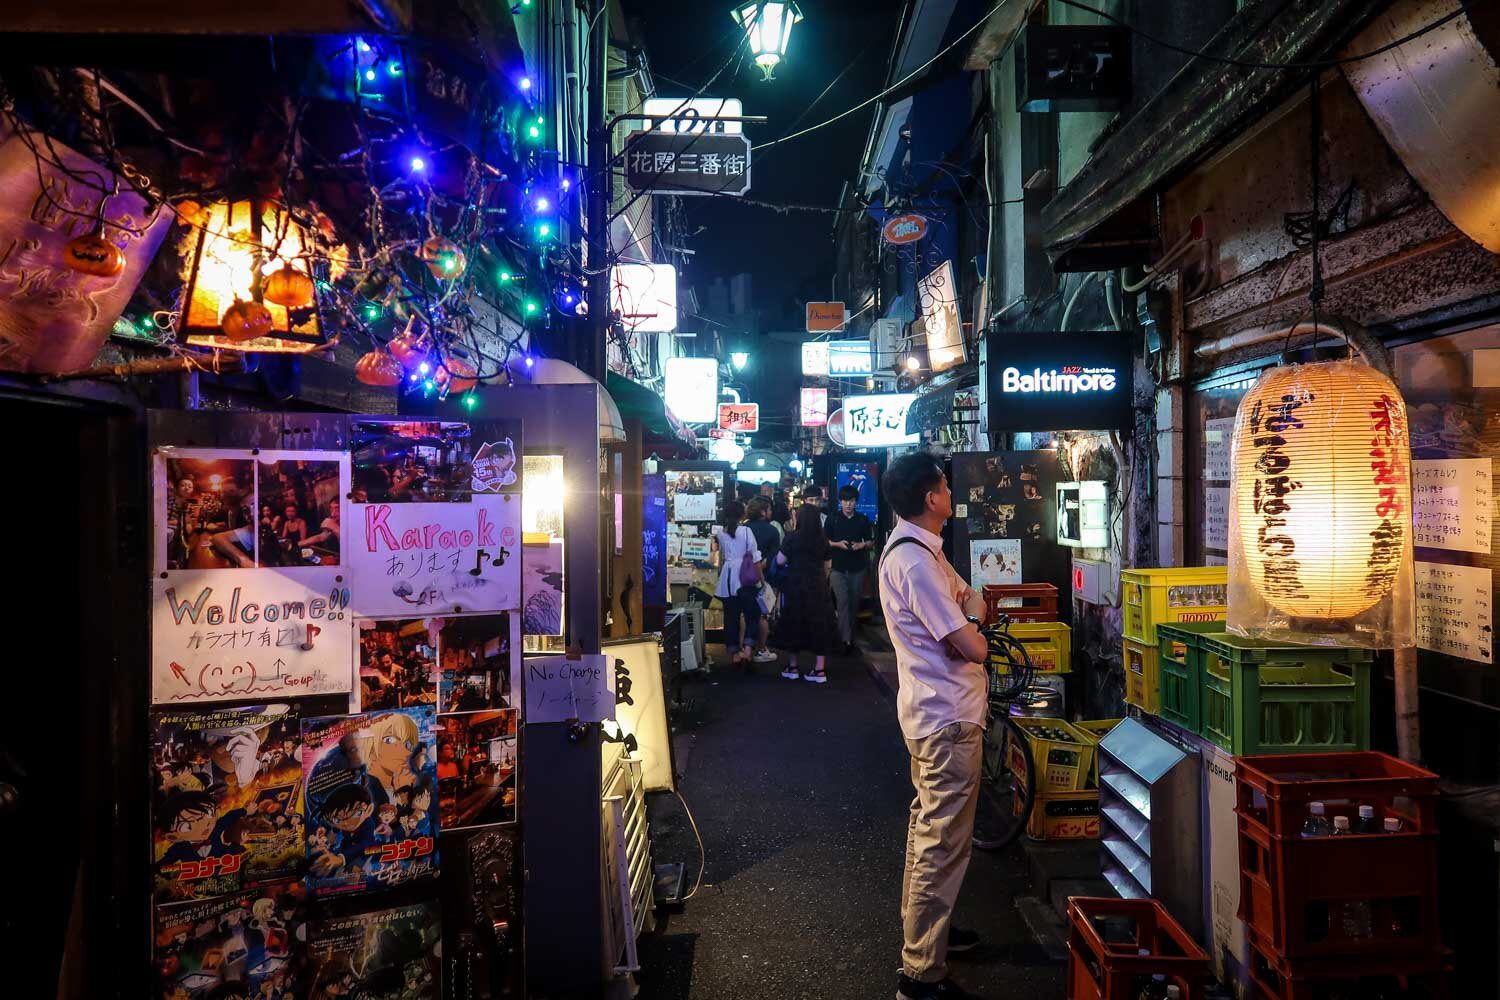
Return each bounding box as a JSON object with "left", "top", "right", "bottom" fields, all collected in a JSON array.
[{"left": 894, "top": 517, "right": 944, "bottom": 551}]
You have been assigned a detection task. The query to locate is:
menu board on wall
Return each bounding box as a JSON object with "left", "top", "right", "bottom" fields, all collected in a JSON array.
[
  {"left": 1204, "top": 417, "right": 1234, "bottom": 480},
  {"left": 1413, "top": 458, "right": 1492, "bottom": 554},
  {"left": 664, "top": 468, "right": 724, "bottom": 597},
  {"left": 1205, "top": 486, "right": 1230, "bottom": 551},
  {"left": 152, "top": 448, "right": 354, "bottom": 705},
  {"left": 1416, "top": 560, "right": 1494, "bottom": 663}
]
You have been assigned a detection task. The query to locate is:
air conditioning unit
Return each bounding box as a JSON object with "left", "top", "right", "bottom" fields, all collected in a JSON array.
[
  {"left": 676, "top": 607, "right": 705, "bottom": 673},
  {"left": 871, "top": 317, "right": 903, "bottom": 372}
]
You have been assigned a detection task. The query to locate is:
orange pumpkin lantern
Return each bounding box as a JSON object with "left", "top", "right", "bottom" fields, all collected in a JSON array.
[
  {"left": 387, "top": 321, "right": 427, "bottom": 367},
  {"left": 436, "top": 355, "right": 478, "bottom": 394},
  {"left": 355, "top": 350, "right": 405, "bottom": 387},
  {"left": 420, "top": 237, "right": 466, "bottom": 280},
  {"left": 263, "top": 265, "right": 316, "bottom": 309},
  {"left": 220, "top": 300, "right": 275, "bottom": 343},
  {"left": 62, "top": 233, "right": 125, "bottom": 277}
]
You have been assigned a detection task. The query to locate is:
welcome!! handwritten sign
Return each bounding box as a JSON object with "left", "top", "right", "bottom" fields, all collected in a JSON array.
[{"left": 349, "top": 494, "right": 521, "bottom": 616}]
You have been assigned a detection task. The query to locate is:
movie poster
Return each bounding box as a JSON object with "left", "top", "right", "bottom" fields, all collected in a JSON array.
[
  {"left": 357, "top": 618, "right": 440, "bottom": 711},
  {"left": 152, "top": 878, "right": 306, "bottom": 1000},
  {"left": 437, "top": 613, "right": 520, "bottom": 713},
  {"left": 301, "top": 707, "right": 440, "bottom": 896},
  {"left": 436, "top": 709, "right": 519, "bottom": 830},
  {"left": 152, "top": 448, "right": 354, "bottom": 705},
  {"left": 304, "top": 901, "right": 441, "bottom": 1000},
  {"left": 151, "top": 704, "right": 304, "bottom": 902}
]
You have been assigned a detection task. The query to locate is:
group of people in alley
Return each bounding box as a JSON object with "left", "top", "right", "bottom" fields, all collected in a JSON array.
[{"left": 713, "top": 455, "right": 996, "bottom": 999}]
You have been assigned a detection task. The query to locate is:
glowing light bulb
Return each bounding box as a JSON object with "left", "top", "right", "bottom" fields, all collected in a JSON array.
[
  {"left": 536, "top": 222, "right": 552, "bottom": 239},
  {"left": 524, "top": 300, "right": 539, "bottom": 315},
  {"left": 535, "top": 197, "right": 550, "bottom": 212},
  {"left": 527, "top": 124, "right": 541, "bottom": 140},
  {"left": 409, "top": 155, "right": 427, "bottom": 172},
  {"left": 561, "top": 178, "right": 571, "bottom": 192},
  {"left": 357, "top": 40, "right": 372, "bottom": 53},
  {"left": 905, "top": 355, "right": 920, "bottom": 370},
  {"left": 464, "top": 394, "right": 478, "bottom": 410},
  {"left": 520, "top": 77, "right": 532, "bottom": 91},
  {"left": 524, "top": 355, "right": 535, "bottom": 369},
  {"left": 364, "top": 69, "right": 377, "bottom": 81},
  {"left": 499, "top": 271, "right": 513, "bottom": 283},
  {"left": 388, "top": 61, "right": 402, "bottom": 76},
  {"left": 418, "top": 361, "right": 430, "bottom": 375}
]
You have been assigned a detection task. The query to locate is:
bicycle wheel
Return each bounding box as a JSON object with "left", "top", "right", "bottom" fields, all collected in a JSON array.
[{"left": 972, "top": 714, "right": 1037, "bottom": 852}]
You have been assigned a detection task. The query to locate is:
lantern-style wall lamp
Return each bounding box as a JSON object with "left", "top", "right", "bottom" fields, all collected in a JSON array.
[
  {"left": 1228, "top": 359, "right": 1414, "bottom": 648},
  {"left": 177, "top": 200, "right": 324, "bottom": 352},
  {"left": 732, "top": 2, "right": 803, "bottom": 81}
]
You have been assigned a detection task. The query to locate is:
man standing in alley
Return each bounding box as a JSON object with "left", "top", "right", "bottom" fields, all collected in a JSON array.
[
  {"left": 878, "top": 453, "right": 990, "bottom": 1000},
  {"left": 826, "top": 484, "right": 873, "bottom": 657}
]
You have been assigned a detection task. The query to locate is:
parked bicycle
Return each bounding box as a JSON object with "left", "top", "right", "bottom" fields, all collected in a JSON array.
[{"left": 972, "top": 615, "right": 1040, "bottom": 851}]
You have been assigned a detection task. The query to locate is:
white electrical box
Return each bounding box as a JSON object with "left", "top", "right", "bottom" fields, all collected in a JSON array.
[
  {"left": 1057, "top": 480, "right": 1109, "bottom": 548},
  {"left": 1072, "top": 557, "right": 1111, "bottom": 605}
]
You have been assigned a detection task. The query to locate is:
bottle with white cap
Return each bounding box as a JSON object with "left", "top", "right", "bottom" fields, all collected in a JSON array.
[
  {"left": 1383, "top": 815, "right": 1404, "bottom": 833},
  {"left": 1300, "top": 801, "right": 1332, "bottom": 837},
  {"left": 1356, "top": 805, "right": 1380, "bottom": 834},
  {"left": 1332, "top": 815, "right": 1351, "bottom": 836}
]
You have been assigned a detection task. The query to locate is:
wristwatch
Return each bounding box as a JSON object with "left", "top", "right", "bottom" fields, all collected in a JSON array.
[{"left": 965, "top": 615, "right": 983, "bottom": 627}]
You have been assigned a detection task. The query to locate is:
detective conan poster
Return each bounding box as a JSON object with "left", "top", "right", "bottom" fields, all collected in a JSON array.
[
  {"left": 152, "top": 878, "right": 306, "bottom": 1000},
  {"left": 304, "top": 900, "right": 441, "bottom": 1000}
]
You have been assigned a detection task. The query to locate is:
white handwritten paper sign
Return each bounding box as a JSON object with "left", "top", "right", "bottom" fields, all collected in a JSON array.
[
  {"left": 1204, "top": 418, "right": 1234, "bottom": 480},
  {"left": 152, "top": 569, "right": 353, "bottom": 703},
  {"left": 349, "top": 495, "right": 521, "bottom": 616},
  {"left": 1205, "top": 486, "right": 1230, "bottom": 551},
  {"left": 1413, "top": 458, "right": 1492, "bottom": 554},
  {"left": 524, "top": 653, "right": 615, "bottom": 724},
  {"left": 1416, "top": 560, "right": 1493, "bottom": 662},
  {"left": 672, "top": 491, "right": 717, "bottom": 522}
]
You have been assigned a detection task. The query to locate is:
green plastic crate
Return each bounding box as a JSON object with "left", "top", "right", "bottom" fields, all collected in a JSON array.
[
  {"left": 1154, "top": 621, "right": 1226, "bottom": 734},
  {"left": 1198, "top": 632, "right": 1373, "bottom": 755}
]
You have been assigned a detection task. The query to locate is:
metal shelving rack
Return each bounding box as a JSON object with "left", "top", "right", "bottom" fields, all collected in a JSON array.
[{"left": 1098, "top": 717, "right": 1204, "bottom": 940}]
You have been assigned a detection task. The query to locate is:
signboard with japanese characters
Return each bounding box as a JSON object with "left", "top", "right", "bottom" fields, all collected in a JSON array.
[
  {"left": 151, "top": 447, "right": 355, "bottom": 705},
  {"left": 1416, "top": 560, "right": 1494, "bottom": 662},
  {"left": 842, "top": 393, "right": 920, "bottom": 448},
  {"left": 800, "top": 387, "right": 828, "bottom": 427},
  {"left": 717, "top": 402, "right": 759, "bottom": 433},
  {"left": 1413, "top": 458, "right": 1492, "bottom": 554},
  {"left": 623, "top": 131, "right": 752, "bottom": 197},
  {"left": 801, "top": 341, "right": 830, "bottom": 376}
]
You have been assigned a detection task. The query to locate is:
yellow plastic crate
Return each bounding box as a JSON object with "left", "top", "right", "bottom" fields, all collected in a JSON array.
[
  {"left": 1074, "top": 718, "right": 1122, "bottom": 788},
  {"left": 1026, "top": 788, "right": 1100, "bottom": 840},
  {"left": 1121, "top": 566, "right": 1228, "bottom": 647},
  {"left": 1011, "top": 717, "right": 1097, "bottom": 792},
  {"left": 1124, "top": 637, "right": 1160, "bottom": 715},
  {"left": 1007, "top": 621, "right": 1072, "bottom": 673}
]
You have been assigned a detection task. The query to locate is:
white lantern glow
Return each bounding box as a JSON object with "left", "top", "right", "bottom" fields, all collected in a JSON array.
[{"left": 732, "top": 2, "right": 803, "bottom": 80}]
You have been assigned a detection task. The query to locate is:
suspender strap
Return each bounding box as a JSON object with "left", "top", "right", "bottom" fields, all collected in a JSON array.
[{"left": 880, "top": 535, "right": 936, "bottom": 568}]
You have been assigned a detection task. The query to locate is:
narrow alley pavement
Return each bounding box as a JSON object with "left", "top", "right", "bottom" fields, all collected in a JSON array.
[{"left": 635, "top": 641, "right": 1067, "bottom": 1000}]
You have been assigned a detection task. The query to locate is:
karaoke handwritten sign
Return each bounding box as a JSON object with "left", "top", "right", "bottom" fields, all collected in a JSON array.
[{"left": 1413, "top": 458, "right": 1492, "bottom": 554}]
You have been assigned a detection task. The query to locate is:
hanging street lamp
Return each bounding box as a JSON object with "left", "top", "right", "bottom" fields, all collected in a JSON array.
[{"left": 732, "top": 2, "right": 804, "bottom": 81}]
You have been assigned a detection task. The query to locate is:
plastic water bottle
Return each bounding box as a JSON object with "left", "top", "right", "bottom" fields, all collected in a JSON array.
[
  {"left": 1356, "top": 805, "right": 1380, "bottom": 834},
  {"left": 1300, "top": 801, "right": 1332, "bottom": 837},
  {"left": 1383, "top": 816, "right": 1404, "bottom": 833},
  {"left": 1166, "top": 987, "right": 1182, "bottom": 1000},
  {"left": 1340, "top": 898, "right": 1374, "bottom": 942},
  {"left": 1331, "top": 815, "right": 1351, "bottom": 836}
]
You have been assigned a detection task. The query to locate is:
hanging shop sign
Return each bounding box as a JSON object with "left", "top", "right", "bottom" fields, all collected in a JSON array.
[
  {"left": 805, "top": 301, "right": 846, "bottom": 333},
  {"left": 918, "top": 261, "right": 966, "bottom": 372},
  {"left": 801, "top": 341, "right": 830, "bottom": 376},
  {"left": 641, "top": 97, "right": 745, "bottom": 134},
  {"left": 882, "top": 213, "right": 929, "bottom": 246},
  {"left": 610, "top": 262, "right": 678, "bottom": 333},
  {"left": 842, "top": 393, "right": 920, "bottom": 448},
  {"left": 624, "top": 131, "right": 752, "bottom": 197},
  {"left": 985, "top": 331, "right": 1132, "bottom": 431},
  {"left": 828, "top": 339, "right": 874, "bottom": 377},
  {"left": 664, "top": 357, "right": 720, "bottom": 423},
  {"left": 717, "top": 402, "right": 760, "bottom": 433},
  {"left": 800, "top": 386, "right": 828, "bottom": 426}
]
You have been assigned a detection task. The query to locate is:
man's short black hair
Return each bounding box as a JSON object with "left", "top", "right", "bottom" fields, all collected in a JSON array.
[
  {"left": 322, "top": 783, "right": 373, "bottom": 817},
  {"left": 158, "top": 790, "right": 218, "bottom": 830},
  {"left": 883, "top": 453, "right": 945, "bottom": 520},
  {"left": 837, "top": 485, "right": 860, "bottom": 503}
]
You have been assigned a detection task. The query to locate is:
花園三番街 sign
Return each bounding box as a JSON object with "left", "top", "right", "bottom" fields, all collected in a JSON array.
[
  {"left": 623, "top": 132, "right": 751, "bottom": 197},
  {"left": 717, "top": 402, "right": 759, "bottom": 433}
]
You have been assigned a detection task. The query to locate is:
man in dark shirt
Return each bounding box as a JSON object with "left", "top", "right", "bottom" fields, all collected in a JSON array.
[{"left": 826, "top": 485, "right": 874, "bottom": 656}]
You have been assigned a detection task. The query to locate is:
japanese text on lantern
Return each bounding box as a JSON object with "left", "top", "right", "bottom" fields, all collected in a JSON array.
[
  {"left": 1366, "top": 394, "right": 1406, "bottom": 598},
  {"left": 1248, "top": 390, "right": 1309, "bottom": 603}
]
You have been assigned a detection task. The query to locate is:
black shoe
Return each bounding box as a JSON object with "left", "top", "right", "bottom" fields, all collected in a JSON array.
[
  {"left": 947, "top": 926, "right": 982, "bottom": 953},
  {"left": 896, "top": 974, "right": 983, "bottom": 1000}
]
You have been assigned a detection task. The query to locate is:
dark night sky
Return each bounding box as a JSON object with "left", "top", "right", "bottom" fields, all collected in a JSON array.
[{"left": 628, "top": 0, "right": 906, "bottom": 327}]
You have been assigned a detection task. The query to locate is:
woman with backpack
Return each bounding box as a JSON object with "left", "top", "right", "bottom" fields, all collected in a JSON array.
[
  {"left": 770, "top": 502, "right": 841, "bottom": 683},
  {"left": 714, "top": 500, "right": 762, "bottom": 670}
]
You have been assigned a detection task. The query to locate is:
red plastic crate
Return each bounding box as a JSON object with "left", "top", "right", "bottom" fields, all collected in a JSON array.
[
  {"left": 983, "top": 583, "right": 1059, "bottom": 624},
  {"left": 1237, "top": 809, "right": 1442, "bottom": 959},
  {"left": 1235, "top": 752, "right": 1439, "bottom": 841},
  {"left": 1066, "top": 897, "right": 1210, "bottom": 1000},
  {"left": 1246, "top": 925, "right": 1451, "bottom": 1000}
]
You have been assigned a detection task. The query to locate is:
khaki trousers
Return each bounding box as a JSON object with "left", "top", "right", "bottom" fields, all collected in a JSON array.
[{"left": 900, "top": 721, "right": 983, "bottom": 982}]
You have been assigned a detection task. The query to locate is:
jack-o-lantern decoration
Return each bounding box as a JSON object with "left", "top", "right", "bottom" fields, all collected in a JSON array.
[
  {"left": 436, "top": 355, "right": 478, "bottom": 394},
  {"left": 62, "top": 233, "right": 125, "bottom": 277},
  {"left": 263, "top": 265, "right": 316, "bottom": 309},
  {"left": 387, "top": 321, "right": 427, "bottom": 368},
  {"left": 220, "top": 300, "right": 275, "bottom": 343},
  {"left": 355, "top": 350, "right": 405, "bottom": 387},
  {"left": 420, "top": 237, "right": 466, "bottom": 280}
]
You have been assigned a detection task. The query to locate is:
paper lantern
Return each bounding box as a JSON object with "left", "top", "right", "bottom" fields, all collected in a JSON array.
[{"left": 1228, "top": 359, "right": 1414, "bottom": 646}]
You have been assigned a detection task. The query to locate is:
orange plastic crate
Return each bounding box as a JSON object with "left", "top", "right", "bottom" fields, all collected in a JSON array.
[
  {"left": 982, "top": 583, "right": 1059, "bottom": 624},
  {"left": 1245, "top": 925, "right": 1451, "bottom": 1000},
  {"left": 1066, "top": 897, "right": 1210, "bottom": 1000}
]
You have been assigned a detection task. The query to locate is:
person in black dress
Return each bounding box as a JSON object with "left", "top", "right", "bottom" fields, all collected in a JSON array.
[{"left": 771, "top": 502, "right": 841, "bottom": 683}]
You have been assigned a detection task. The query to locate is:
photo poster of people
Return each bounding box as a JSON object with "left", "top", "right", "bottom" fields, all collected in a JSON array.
[
  {"left": 304, "top": 900, "right": 441, "bottom": 1000},
  {"left": 150, "top": 703, "right": 305, "bottom": 903},
  {"left": 346, "top": 421, "right": 523, "bottom": 621},
  {"left": 357, "top": 619, "right": 440, "bottom": 712},
  {"left": 301, "top": 707, "right": 439, "bottom": 897},
  {"left": 835, "top": 462, "right": 880, "bottom": 523},
  {"left": 437, "top": 613, "right": 520, "bottom": 714},
  {"left": 151, "top": 448, "right": 354, "bottom": 706},
  {"left": 152, "top": 877, "right": 306, "bottom": 1000},
  {"left": 436, "top": 709, "right": 519, "bottom": 830},
  {"left": 663, "top": 469, "right": 724, "bottom": 597}
]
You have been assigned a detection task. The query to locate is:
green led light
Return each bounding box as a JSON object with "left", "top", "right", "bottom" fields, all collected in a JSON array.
[
  {"left": 524, "top": 299, "right": 539, "bottom": 315},
  {"left": 363, "top": 304, "right": 381, "bottom": 321},
  {"left": 139, "top": 317, "right": 156, "bottom": 333},
  {"left": 388, "top": 61, "right": 402, "bottom": 76},
  {"left": 464, "top": 393, "right": 478, "bottom": 410},
  {"left": 364, "top": 69, "right": 377, "bottom": 81},
  {"left": 527, "top": 124, "right": 541, "bottom": 140},
  {"left": 536, "top": 222, "right": 552, "bottom": 239},
  {"left": 443, "top": 256, "right": 457, "bottom": 273},
  {"left": 535, "top": 115, "right": 545, "bottom": 125},
  {"left": 499, "top": 270, "right": 513, "bottom": 283}
]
